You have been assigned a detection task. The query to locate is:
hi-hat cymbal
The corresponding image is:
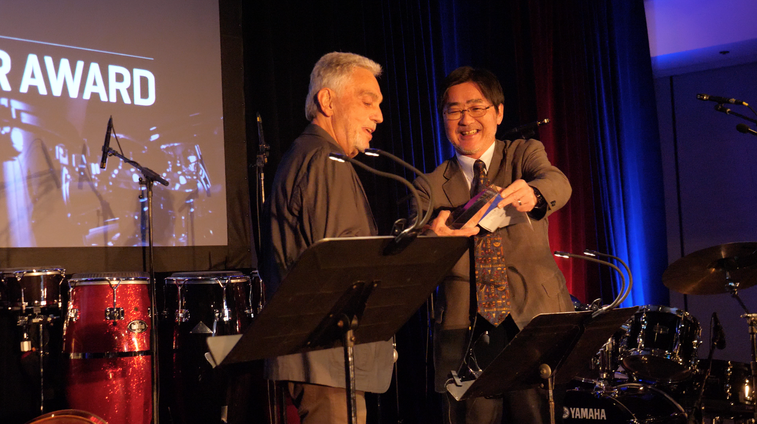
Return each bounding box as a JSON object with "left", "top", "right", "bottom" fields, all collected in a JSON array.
[{"left": 662, "top": 242, "right": 757, "bottom": 295}]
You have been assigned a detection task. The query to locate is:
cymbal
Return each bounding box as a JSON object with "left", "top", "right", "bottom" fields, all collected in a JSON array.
[{"left": 662, "top": 242, "right": 757, "bottom": 295}]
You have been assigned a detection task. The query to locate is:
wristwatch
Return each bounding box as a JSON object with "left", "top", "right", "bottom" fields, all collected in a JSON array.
[{"left": 532, "top": 187, "right": 546, "bottom": 209}]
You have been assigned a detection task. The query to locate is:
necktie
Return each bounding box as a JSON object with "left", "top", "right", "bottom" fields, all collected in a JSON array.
[{"left": 472, "top": 160, "right": 510, "bottom": 326}]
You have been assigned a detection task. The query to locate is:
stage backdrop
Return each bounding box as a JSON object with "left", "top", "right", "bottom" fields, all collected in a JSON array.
[{"left": 244, "top": 1, "right": 666, "bottom": 423}]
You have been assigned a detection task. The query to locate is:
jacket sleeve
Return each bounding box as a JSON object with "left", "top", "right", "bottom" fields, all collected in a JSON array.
[{"left": 518, "top": 139, "right": 571, "bottom": 219}]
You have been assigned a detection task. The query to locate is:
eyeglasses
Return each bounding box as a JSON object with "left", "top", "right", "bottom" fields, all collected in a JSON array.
[{"left": 443, "top": 105, "right": 494, "bottom": 120}]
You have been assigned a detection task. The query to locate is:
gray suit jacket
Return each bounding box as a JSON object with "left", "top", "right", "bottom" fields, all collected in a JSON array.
[
  {"left": 414, "top": 138, "right": 574, "bottom": 390},
  {"left": 260, "top": 124, "right": 394, "bottom": 393}
]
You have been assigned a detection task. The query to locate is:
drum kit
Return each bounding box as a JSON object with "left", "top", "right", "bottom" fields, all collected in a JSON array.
[
  {"left": 565, "top": 242, "right": 757, "bottom": 424},
  {"left": 0, "top": 266, "right": 264, "bottom": 424}
]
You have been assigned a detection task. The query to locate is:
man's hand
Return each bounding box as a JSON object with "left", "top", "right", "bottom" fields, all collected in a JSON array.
[
  {"left": 496, "top": 179, "right": 537, "bottom": 213},
  {"left": 427, "top": 210, "right": 480, "bottom": 236}
]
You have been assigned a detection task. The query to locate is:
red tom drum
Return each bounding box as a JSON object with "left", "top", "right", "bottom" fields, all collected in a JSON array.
[{"left": 63, "top": 272, "right": 152, "bottom": 424}]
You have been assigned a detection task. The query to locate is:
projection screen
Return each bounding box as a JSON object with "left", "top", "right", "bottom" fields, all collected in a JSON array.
[{"left": 0, "top": 1, "right": 250, "bottom": 272}]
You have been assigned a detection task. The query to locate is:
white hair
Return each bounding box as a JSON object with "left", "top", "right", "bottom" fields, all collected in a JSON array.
[{"left": 305, "top": 52, "right": 382, "bottom": 121}]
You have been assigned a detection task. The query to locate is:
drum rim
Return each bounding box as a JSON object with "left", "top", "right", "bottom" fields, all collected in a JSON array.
[
  {"left": 24, "top": 408, "right": 108, "bottom": 424},
  {"left": 619, "top": 350, "right": 696, "bottom": 383},
  {"left": 614, "top": 383, "right": 686, "bottom": 414},
  {"left": 638, "top": 304, "right": 697, "bottom": 320},
  {"left": 164, "top": 276, "right": 249, "bottom": 284},
  {"left": 1, "top": 267, "right": 66, "bottom": 277},
  {"left": 70, "top": 272, "right": 149, "bottom": 279},
  {"left": 69, "top": 278, "right": 150, "bottom": 285}
]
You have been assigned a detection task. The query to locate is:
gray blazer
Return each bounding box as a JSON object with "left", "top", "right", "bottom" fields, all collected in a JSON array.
[{"left": 414, "top": 138, "right": 574, "bottom": 390}]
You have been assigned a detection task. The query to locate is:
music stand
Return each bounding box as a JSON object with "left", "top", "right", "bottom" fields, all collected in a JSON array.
[
  {"left": 207, "top": 235, "right": 470, "bottom": 424},
  {"left": 446, "top": 307, "right": 638, "bottom": 424}
]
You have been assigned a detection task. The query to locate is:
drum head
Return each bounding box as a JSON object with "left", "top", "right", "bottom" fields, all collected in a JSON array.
[
  {"left": 165, "top": 270, "right": 248, "bottom": 285},
  {"left": 25, "top": 409, "right": 107, "bottom": 424}
]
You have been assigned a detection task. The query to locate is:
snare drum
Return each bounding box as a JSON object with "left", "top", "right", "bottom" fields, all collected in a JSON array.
[
  {"left": 563, "top": 383, "right": 687, "bottom": 423},
  {"left": 25, "top": 409, "right": 108, "bottom": 424},
  {"left": 162, "top": 271, "right": 252, "bottom": 424},
  {"left": 63, "top": 272, "right": 151, "bottom": 424},
  {"left": 1, "top": 267, "right": 65, "bottom": 312},
  {"left": 620, "top": 305, "right": 701, "bottom": 383}
]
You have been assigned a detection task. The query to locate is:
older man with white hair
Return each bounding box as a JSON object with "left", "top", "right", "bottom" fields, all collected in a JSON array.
[{"left": 259, "top": 51, "right": 392, "bottom": 424}]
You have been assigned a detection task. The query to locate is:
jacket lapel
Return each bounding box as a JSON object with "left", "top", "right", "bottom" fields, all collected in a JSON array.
[
  {"left": 490, "top": 139, "right": 512, "bottom": 188},
  {"left": 441, "top": 158, "right": 470, "bottom": 207}
]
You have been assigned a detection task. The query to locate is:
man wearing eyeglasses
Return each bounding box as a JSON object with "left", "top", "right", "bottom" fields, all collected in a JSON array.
[{"left": 415, "top": 66, "right": 573, "bottom": 423}]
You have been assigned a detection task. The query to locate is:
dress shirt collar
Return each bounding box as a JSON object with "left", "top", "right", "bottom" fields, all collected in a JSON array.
[{"left": 455, "top": 141, "right": 496, "bottom": 189}]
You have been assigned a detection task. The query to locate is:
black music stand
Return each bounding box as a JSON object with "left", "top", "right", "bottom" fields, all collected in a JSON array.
[
  {"left": 207, "top": 235, "right": 470, "bottom": 424},
  {"left": 446, "top": 307, "right": 638, "bottom": 424}
]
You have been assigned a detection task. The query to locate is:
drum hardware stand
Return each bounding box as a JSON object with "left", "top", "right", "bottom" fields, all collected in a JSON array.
[
  {"left": 723, "top": 270, "right": 757, "bottom": 422},
  {"left": 17, "top": 306, "right": 58, "bottom": 414},
  {"left": 103, "top": 143, "right": 168, "bottom": 424},
  {"left": 590, "top": 336, "right": 621, "bottom": 394},
  {"left": 687, "top": 313, "right": 726, "bottom": 424}
]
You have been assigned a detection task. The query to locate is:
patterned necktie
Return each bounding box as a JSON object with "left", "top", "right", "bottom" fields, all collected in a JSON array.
[{"left": 472, "top": 160, "right": 510, "bottom": 326}]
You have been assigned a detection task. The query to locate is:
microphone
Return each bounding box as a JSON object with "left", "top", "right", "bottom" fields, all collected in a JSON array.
[
  {"left": 697, "top": 93, "right": 748, "bottom": 106},
  {"left": 554, "top": 251, "right": 627, "bottom": 317},
  {"left": 736, "top": 123, "right": 757, "bottom": 136},
  {"left": 712, "top": 312, "right": 726, "bottom": 350},
  {"left": 256, "top": 112, "right": 269, "bottom": 165},
  {"left": 504, "top": 118, "right": 550, "bottom": 136},
  {"left": 364, "top": 148, "right": 436, "bottom": 231},
  {"left": 714, "top": 104, "right": 732, "bottom": 115},
  {"left": 584, "top": 249, "right": 633, "bottom": 305},
  {"left": 328, "top": 152, "right": 426, "bottom": 254},
  {"left": 100, "top": 116, "right": 113, "bottom": 170}
]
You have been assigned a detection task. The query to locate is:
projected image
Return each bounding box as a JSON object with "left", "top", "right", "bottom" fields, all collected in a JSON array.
[{"left": 0, "top": 1, "right": 227, "bottom": 248}]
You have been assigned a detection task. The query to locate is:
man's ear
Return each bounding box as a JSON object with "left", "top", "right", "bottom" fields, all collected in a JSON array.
[
  {"left": 316, "top": 88, "right": 335, "bottom": 117},
  {"left": 495, "top": 103, "right": 504, "bottom": 125}
]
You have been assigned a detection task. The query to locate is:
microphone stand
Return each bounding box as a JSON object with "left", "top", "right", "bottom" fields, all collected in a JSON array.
[
  {"left": 254, "top": 113, "right": 269, "bottom": 258},
  {"left": 553, "top": 251, "right": 630, "bottom": 401},
  {"left": 362, "top": 148, "right": 435, "bottom": 229},
  {"left": 328, "top": 151, "right": 434, "bottom": 254},
  {"left": 503, "top": 118, "right": 550, "bottom": 139},
  {"left": 252, "top": 116, "right": 282, "bottom": 424},
  {"left": 103, "top": 146, "right": 168, "bottom": 424},
  {"left": 553, "top": 251, "right": 629, "bottom": 318},
  {"left": 583, "top": 250, "right": 633, "bottom": 307}
]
